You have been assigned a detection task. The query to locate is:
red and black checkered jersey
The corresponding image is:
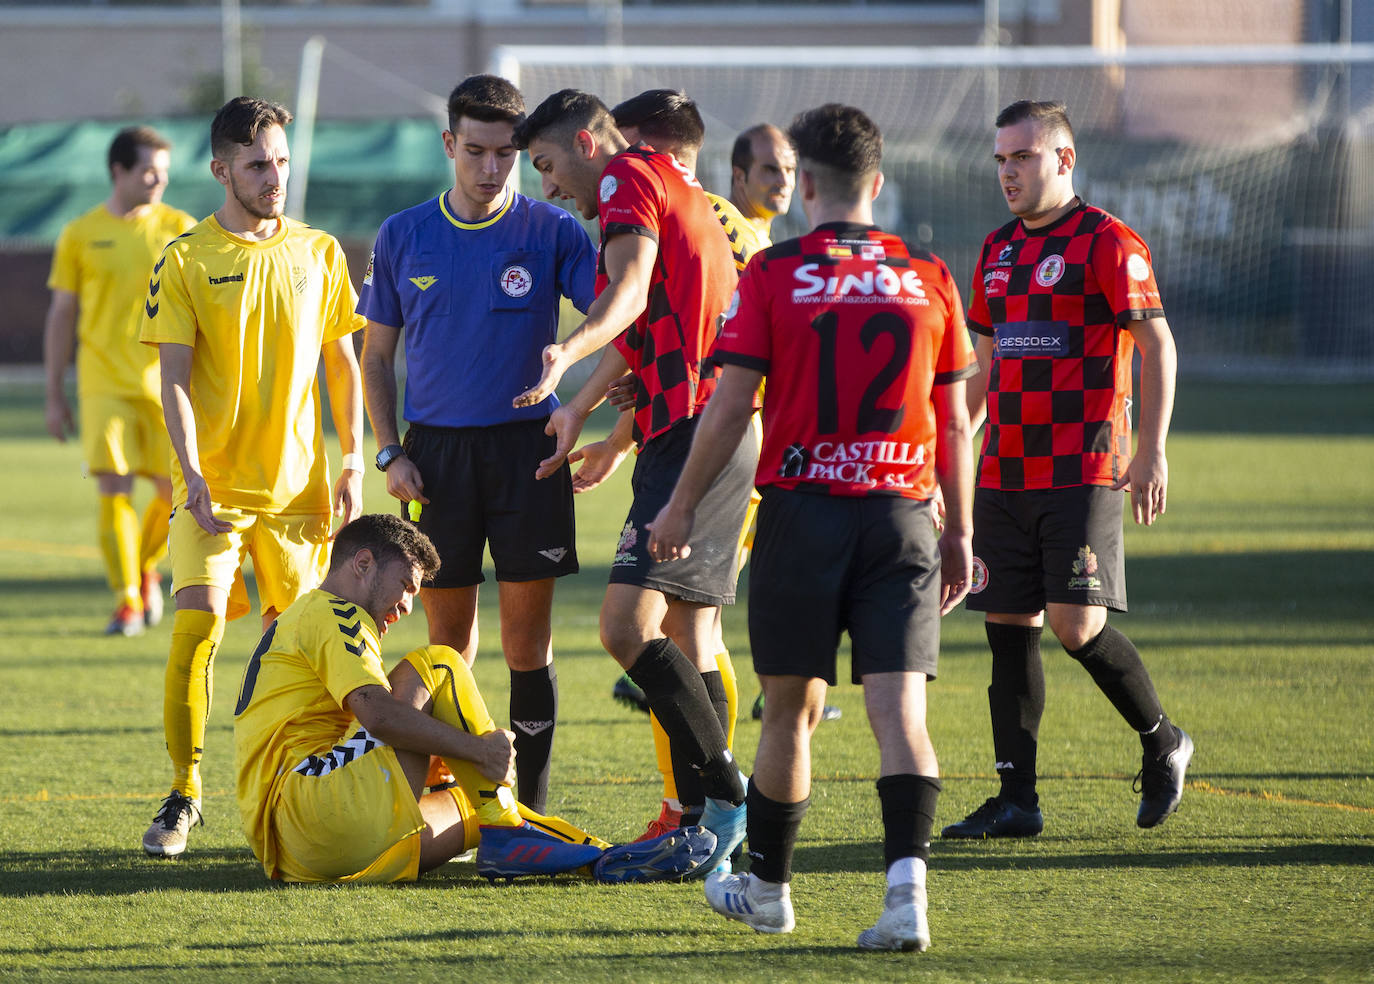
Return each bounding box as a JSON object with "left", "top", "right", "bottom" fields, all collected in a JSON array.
[
  {"left": 598, "top": 144, "right": 737, "bottom": 447},
  {"left": 967, "top": 200, "right": 1164, "bottom": 490},
  {"left": 714, "top": 222, "right": 977, "bottom": 500}
]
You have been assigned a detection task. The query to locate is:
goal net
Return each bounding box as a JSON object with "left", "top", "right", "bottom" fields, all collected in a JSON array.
[{"left": 492, "top": 43, "right": 1374, "bottom": 381}]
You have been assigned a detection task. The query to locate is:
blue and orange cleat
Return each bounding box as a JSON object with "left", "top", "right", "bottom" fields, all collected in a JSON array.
[
  {"left": 475, "top": 822, "right": 605, "bottom": 882},
  {"left": 593, "top": 825, "right": 717, "bottom": 884}
]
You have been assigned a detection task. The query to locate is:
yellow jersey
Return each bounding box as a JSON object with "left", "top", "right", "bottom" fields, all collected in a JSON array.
[
  {"left": 47, "top": 201, "right": 196, "bottom": 401},
  {"left": 706, "top": 192, "right": 768, "bottom": 275},
  {"left": 233, "top": 588, "right": 389, "bottom": 877},
  {"left": 140, "top": 215, "right": 365, "bottom": 513}
]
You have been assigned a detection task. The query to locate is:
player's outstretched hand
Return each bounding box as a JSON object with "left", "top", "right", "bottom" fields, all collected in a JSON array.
[
  {"left": 569, "top": 439, "right": 629, "bottom": 493},
  {"left": 605, "top": 372, "right": 636, "bottom": 412},
  {"left": 185, "top": 472, "right": 232, "bottom": 536},
  {"left": 646, "top": 502, "right": 694, "bottom": 563},
  {"left": 513, "top": 343, "right": 569, "bottom": 409},
  {"left": 937, "top": 527, "right": 973, "bottom": 615},
  {"left": 475, "top": 728, "right": 518, "bottom": 787},
  {"left": 1113, "top": 448, "right": 1168, "bottom": 526},
  {"left": 330, "top": 469, "right": 363, "bottom": 538},
  {"left": 535, "top": 404, "right": 589, "bottom": 480}
]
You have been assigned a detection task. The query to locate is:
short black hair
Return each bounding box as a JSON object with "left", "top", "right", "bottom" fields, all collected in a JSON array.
[
  {"left": 447, "top": 74, "right": 525, "bottom": 132},
  {"left": 108, "top": 126, "right": 170, "bottom": 177},
  {"left": 995, "top": 99, "right": 1075, "bottom": 145},
  {"left": 786, "top": 104, "right": 882, "bottom": 200},
  {"left": 329, "top": 514, "right": 440, "bottom": 581},
  {"left": 611, "top": 89, "right": 704, "bottom": 151},
  {"left": 210, "top": 96, "right": 292, "bottom": 162},
  {"left": 512, "top": 88, "right": 617, "bottom": 151},
  {"left": 730, "top": 123, "right": 777, "bottom": 175}
]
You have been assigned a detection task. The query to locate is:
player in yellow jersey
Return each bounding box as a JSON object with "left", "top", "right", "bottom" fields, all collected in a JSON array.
[
  {"left": 729, "top": 123, "right": 796, "bottom": 249},
  {"left": 234, "top": 513, "right": 715, "bottom": 883},
  {"left": 44, "top": 126, "right": 197, "bottom": 637},
  {"left": 138, "top": 97, "right": 366, "bottom": 858}
]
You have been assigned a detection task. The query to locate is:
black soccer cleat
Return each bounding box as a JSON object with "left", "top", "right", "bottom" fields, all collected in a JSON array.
[
  {"left": 1135, "top": 727, "right": 1194, "bottom": 828},
  {"left": 612, "top": 674, "right": 650, "bottom": 714},
  {"left": 941, "top": 796, "right": 1044, "bottom": 839}
]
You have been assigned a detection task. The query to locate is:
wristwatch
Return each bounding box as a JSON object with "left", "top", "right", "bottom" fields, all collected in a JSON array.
[{"left": 375, "top": 444, "right": 406, "bottom": 472}]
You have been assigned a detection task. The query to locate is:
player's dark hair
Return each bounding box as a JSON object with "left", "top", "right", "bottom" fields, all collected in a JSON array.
[
  {"left": 611, "top": 89, "right": 705, "bottom": 151},
  {"left": 995, "top": 99, "right": 1075, "bottom": 145},
  {"left": 786, "top": 104, "right": 881, "bottom": 201},
  {"left": 512, "top": 88, "right": 618, "bottom": 150},
  {"left": 330, "top": 514, "right": 441, "bottom": 581},
  {"left": 730, "top": 123, "right": 778, "bottom": 175},
  {"left": 447, "top": 74, "right": 525, "bottom": 132},
  {"left": 108, "top": 126, "right": 170, "bottom": 177},
  {"left": 210, "top": 96, "right": 293, "bottom": 162}
]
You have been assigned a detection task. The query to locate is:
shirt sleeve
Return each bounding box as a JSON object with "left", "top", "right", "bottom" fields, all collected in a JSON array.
[
  {"left": 140, "top": 241, "right": 196, "bottom": 347},
  {"left": 47, "top": 222, "right": 79, "bottom": 294},
  {"left": 323, "top": 237, "right": 366, "bottom": 344},
  {"left": 1092, "top": 222, "right": 1165, "bottom": 323},
  {"left": 966, "top": 237, "right": 994, "bottom": 336},
  {"left": 355, "top": 218, "right": 403, "bottom": 327},
  {"left": 712, "top": 254, "right": 771, "bottom": 374},
  {"left": 932, "top": 259, "right": 978, "bottom": 384},
  {"left": 558, "top": 213, "right": 598, "bottom": 315},
  {"left": 598, "top": 156, "right": 663, "bottom": 243}
]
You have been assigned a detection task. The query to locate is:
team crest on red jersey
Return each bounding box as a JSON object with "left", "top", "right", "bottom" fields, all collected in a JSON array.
[{"left": 1034, "top": 254, "right": 1065, "bottom": 287}]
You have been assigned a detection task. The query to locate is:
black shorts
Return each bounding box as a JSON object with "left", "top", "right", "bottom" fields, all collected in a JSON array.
[
  {"left": 401, "top": 418, "right": 577, "bottom": 588},
  {"left": 747, "top": 487, "right": 942, "bottom": 686},
  {"left": 966, "top": 485, "right": 1127, "bottom": 614},
  {"left": 608, "top": 416, "right": 758, "bottom": 606}
]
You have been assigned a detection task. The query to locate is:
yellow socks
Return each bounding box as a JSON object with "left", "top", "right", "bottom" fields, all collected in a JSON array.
[
  {"left": 164, "top": 609, "right": 226, "bottom": 800},
  {"left": 98, "top": 493, "right": 141, "bottom": 609}
]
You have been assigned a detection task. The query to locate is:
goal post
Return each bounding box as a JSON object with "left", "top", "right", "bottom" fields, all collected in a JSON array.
[{"left": 491, "top": 43, "right": 1374, "bottom": 381}]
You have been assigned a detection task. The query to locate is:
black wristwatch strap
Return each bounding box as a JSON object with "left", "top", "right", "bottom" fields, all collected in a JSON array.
[{"left": 375, "top": 444, "right": 406, "bottom": 472}]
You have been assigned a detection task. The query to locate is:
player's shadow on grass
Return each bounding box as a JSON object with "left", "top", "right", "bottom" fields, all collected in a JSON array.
[
  {"left": 0, "top": 848, "right": 267, "bottom": 897},
  {"left": 793, "top": 838, "right": 1374, "bottom": 876}
]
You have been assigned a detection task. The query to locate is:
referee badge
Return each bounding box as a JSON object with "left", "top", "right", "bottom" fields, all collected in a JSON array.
[{"left": 500, "top": 264, "right": 533, "bottom": 298}]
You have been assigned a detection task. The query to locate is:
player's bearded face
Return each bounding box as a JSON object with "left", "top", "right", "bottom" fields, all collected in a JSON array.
[
  {"left": 362, "top": 558, "right": 420, "bottom": 636},
  {"left": 531, "top": 138, "right": 598, "bottom": 220},
  {"left": 224, "top": 125, "right": 290, "bottom": 221}
]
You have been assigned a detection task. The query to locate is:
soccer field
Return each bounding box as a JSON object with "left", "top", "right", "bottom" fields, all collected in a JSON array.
[{"left": 1, "top": 379, "right": 1371, "bottom": 982}]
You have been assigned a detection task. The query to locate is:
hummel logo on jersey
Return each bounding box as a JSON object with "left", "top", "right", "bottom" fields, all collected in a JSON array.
[
  {"left": 538, "top": 548, "right": 568, "bottom": 563},
  {"left": 512, "top": 719, "right": 554, "bottom": 737},
  {"left": 208, "top": 273, "right": 244, "bottom": 285},
  {"left": 409, "top": 276, "right": 438, "bottom": 291}
]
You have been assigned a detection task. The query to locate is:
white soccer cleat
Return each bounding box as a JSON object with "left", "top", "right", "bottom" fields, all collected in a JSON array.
[
  {"left": 704, "top": 871, "right": 794, "bottom": 934},
  {"left": 857, "top": 882, "right": 930, "bottom": 952},
  {"left": 142, "top": 791, "right": 202, "bottom": 857}
]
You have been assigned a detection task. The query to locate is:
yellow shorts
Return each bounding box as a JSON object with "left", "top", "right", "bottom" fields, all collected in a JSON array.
[
  {"left": 169, "top": 505, "right": 329, "bottom": 621},
  {"left": 735, "top": 413, "right": 764, "bottom": 571},
  {"left": 271, "top": 730, "right": 427, "bottom": 883},
  {"left": 79, "top": 393, "right": 170, "bottom": 478}
]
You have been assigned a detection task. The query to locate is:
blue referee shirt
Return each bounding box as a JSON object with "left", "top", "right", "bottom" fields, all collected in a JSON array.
[{"left": 358, "top": 189, "right": 596, "bottom": 427}]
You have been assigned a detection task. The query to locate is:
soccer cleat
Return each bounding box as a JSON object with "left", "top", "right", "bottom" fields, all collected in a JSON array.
[
  {"left": 475, "top": 822, "right": 606, "bottom": 882},
  {"left": 611, "top": 673, "right": 650, "bottom": 714},
  {"left": 141, "top": 571, "right": 164, "bottom": 628},
  {"left": 142, "top": 791, "right": 202, "bottom": 857},
  {"left": 1135, "top": 727, "right": 1194, "bottom": 828},
  {"left": 635, "top": 800, "right": 684, "bottom": 843},
  {"left": 941, "top": 796, "right": 1044, "bottom": 839},
  {"left": 857, "top": 882, "right": 930, "bottom": 952},
  {"left": 750, "top": 693, "right": 840, "bottom": 722},
  {"left": 105, "top": 602, "right": 145, "bottom": 637},
  {"left": 697, "top": 796, "right": 747, "bottom": 876},
  {"left": 705, "top": 871, "right": 794, "bottom": 934},
  {"left": 593, "top": 825, "right": 717, "bottom": 884}
]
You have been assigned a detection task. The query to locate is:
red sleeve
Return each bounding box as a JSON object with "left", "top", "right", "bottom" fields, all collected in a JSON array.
[
  {"left": 933, "top": 260, "right": 977, "bottom": 381},
  {"left": 1091, "top": 221, "right": 1164, "bottom": 323},
  {"left": 598, "top": 155, "right": 663, "bottom": 242},
  {"left": 713, "top": 254, "right": 771, "bottom": 373}
]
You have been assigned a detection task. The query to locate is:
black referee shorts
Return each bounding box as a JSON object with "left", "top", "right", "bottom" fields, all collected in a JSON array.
[{"left": 401, "top": 418, "right": 577, "bottom": 588}]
